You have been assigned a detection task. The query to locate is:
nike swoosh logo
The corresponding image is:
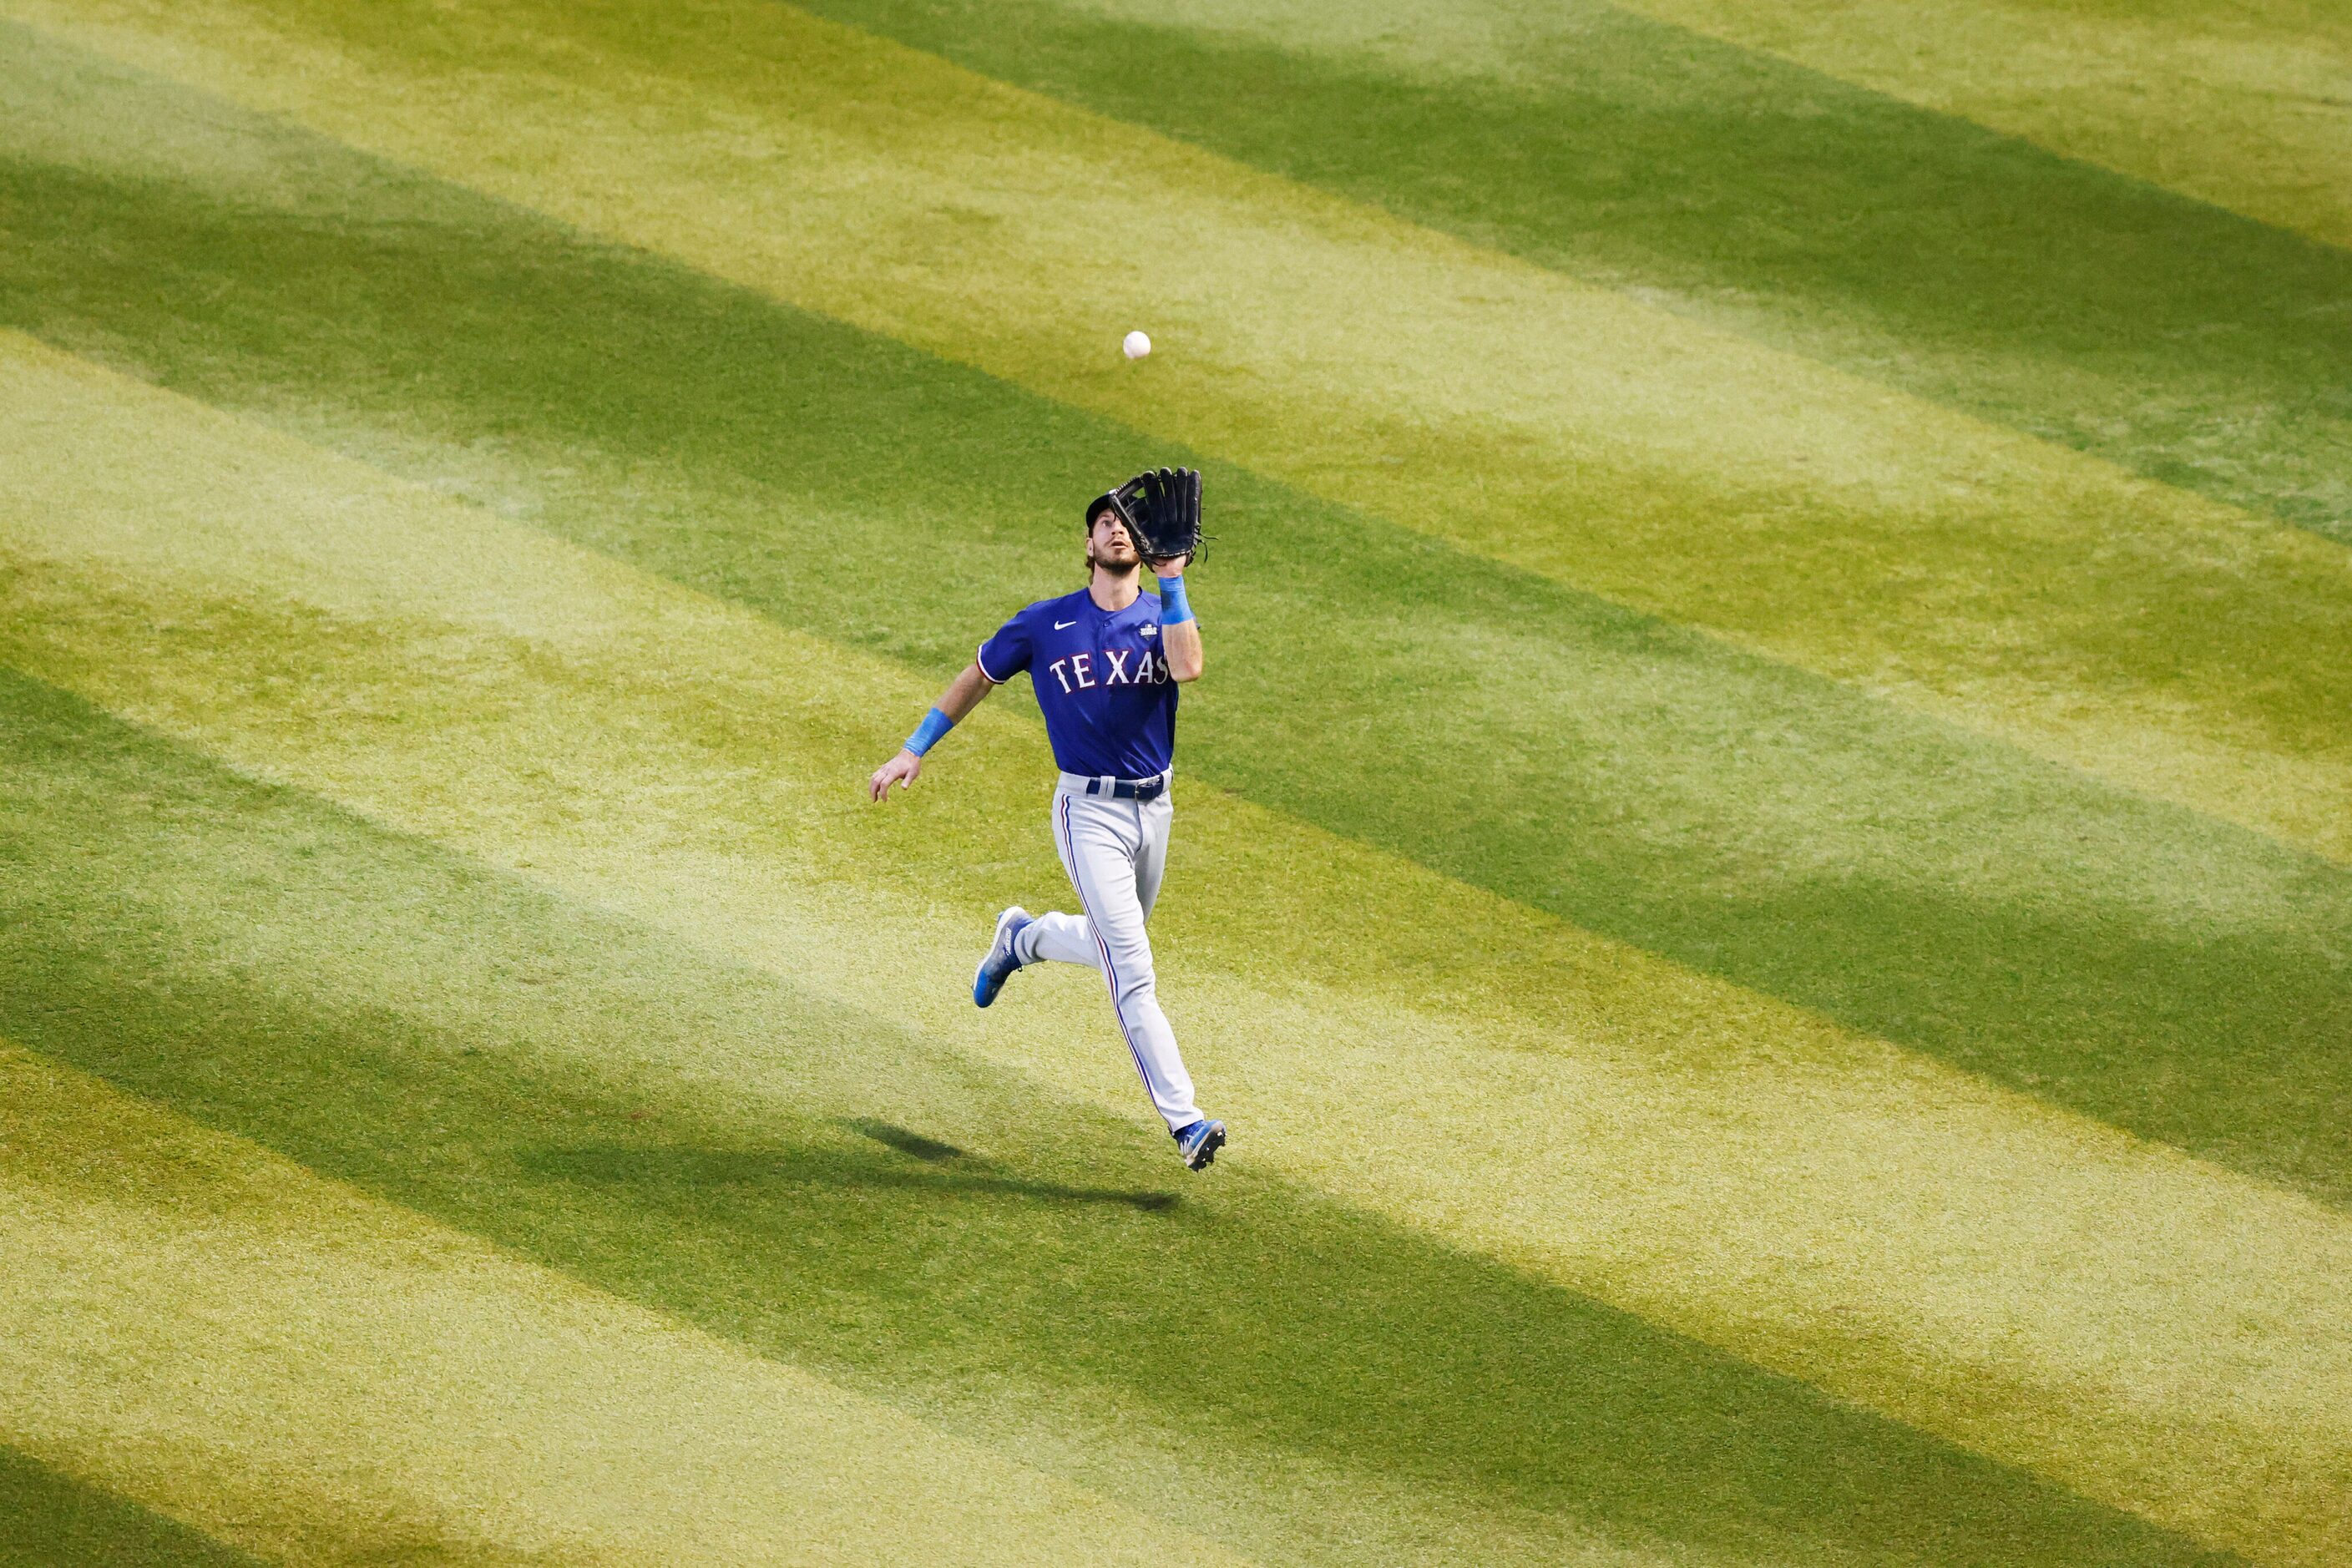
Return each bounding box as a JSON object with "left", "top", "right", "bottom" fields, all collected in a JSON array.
[{"left": 1054, "top": 620, "right": 1077, "bottom": 630}]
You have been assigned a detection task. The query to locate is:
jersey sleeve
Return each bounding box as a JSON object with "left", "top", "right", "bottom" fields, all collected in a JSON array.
[{"left": 975, "top": 607, "right": 1033, "bottom": 684}]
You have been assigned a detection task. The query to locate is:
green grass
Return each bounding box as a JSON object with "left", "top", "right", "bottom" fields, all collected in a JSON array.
[
  {"left": 1614, "top": 0, "right": 2352, "bottom": 250},
  {"left": 0, "top": 669, "right": 2239, "bottom": 1568},
  {"left": 3, "top": 327, "right": 2344, "bottom": 1565},
  {"left": 4, "top": 1041, "right": 1238, "bottom": 1568},
  {"left": 796, "top": 0, "right": 2352, "bottom": 540},
  {"left": 0, "top": 1448, "right": 265, "bottom": 1568},
  {"left": 18, "top": 0, "right": 2352, "bottom": 881},
  {"left": 3, "top": 46, "right": 2347, "bottom": 1207},
  {"left": 0, "top": 2, "right": 2344, "bottom": 1563}
]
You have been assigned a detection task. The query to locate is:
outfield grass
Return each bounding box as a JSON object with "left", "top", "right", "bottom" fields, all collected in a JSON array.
[
  {"left": 0, "top": 675, "right": 2240, "bottom": 1568},
  {"left": 1622, "top": 0, "right": 2352, "bottom": 250},
  {"left": 3, "top": 336, "right": 2345, "bottom": 1564},
  {"left": 3, "top": 52, "right": 2348, "bottom": 1209},
  {"left": 0, "top": 1446, "right": 265, "bottom": 1568},
  {"left": 21, "top": 0, "right": 2352, "bottom": 878},
  {"left": 3, "top": 1042, "right": 1238, "bottom": 1566},
  {"left": 1, "top": 1, "right": 2345, "bottom": 1563},
  {"left": 789, "top": 0, "right": 2352, "bottom": 539}
]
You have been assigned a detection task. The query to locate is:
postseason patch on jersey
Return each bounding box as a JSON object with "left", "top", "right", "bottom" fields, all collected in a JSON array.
[{"left": 978, "top": 588, "right": 1177, "bottom": 779}]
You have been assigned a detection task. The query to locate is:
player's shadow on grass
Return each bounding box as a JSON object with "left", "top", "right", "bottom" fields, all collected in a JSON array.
[
  {"left": 841, "top": 1116, "right": 975, "bottom": 1163},
  {"left": 522, "top": 1136, "right": 1181, "bottom": 1213}
]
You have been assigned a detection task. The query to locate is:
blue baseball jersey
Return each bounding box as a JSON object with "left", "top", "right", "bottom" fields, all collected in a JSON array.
[{"left": 977, "top": 587, "right": 1177, "bottom": 779}]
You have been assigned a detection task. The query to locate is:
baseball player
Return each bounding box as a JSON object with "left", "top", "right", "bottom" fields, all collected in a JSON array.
[{"left": 867, "top": 468, "right": 1225, "bottom": 1171}]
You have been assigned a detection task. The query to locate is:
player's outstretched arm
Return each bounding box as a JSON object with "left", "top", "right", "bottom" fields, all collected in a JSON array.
[
  {"left": 1156, "top": 556, "right": 1204, "bottom": 683},
  {"left": 867, "top": 661, "right": 996, "bottom": 802}
]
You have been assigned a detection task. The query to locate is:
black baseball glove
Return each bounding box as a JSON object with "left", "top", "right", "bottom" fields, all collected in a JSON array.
[{"left": 1105, "top": 467, "right": 1203, "bottom": 568}]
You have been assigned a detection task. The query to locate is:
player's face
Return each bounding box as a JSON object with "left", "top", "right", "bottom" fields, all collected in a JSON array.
[{"left": 1087, "top": 510, "right": 1141, "bottom": 570}]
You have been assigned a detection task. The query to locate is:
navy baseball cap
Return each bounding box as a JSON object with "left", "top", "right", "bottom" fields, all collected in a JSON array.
[{"left": 1085, "top": 490, "right": 1132, "bottom": 531}]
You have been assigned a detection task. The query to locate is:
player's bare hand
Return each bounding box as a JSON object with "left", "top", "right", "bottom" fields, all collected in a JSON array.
[
  {"left": 867, "top": 749, "right": 922, "bottom": 802},
  {"left": 1151, "top": 553, "right": 1191, "bottom": 579}
]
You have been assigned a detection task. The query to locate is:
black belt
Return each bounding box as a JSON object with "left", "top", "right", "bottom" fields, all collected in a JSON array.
[{"left": 1085, "top": 772, "right": 1168, "bottom": 802}]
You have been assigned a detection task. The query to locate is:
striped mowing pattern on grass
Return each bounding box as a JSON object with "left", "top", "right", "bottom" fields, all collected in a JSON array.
[
  {"left": 0, "top": 1042, "right": 1251, "bottom": 1568},
  {"left": 10, "top": 0, "right": 2352, "bottom": 878},
  {"left": 3, "top": 674, "right": 2010, "bottom": 1568},
  {"left": 1620, "top": 0, "right": 2352, "bottom": 250},
  {"left": 777, "top": 0, "right": 2352, "bottom": 541},
  {"left": 8, "top": 19, "right": 2352, "bottom": 1228},
  {"left": 3, "top": 335, "right": 2343, "bottom": 1565},
  {"left": 841, "top": 0, "right": 2352, "bottom": 259}
]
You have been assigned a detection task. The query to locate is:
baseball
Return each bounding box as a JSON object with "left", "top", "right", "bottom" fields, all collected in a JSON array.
[{"left": 1122, "top": 330, "right": 1151, "bottom": 360}]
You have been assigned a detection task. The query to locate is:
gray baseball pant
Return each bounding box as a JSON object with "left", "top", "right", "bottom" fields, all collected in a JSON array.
[{"left": 1014, "top": 773, "right": 1201, "bottom": 1131}]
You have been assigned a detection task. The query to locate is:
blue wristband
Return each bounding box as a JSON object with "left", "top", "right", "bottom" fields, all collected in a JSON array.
[
  {"left": 904, "top": 706, "right": 954, "bottom": 756},
  {"left": 1157, "top": 574, "right": 1194, "bottom": 625}
]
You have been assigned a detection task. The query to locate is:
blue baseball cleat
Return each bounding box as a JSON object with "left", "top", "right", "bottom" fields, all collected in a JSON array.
[
  {"left": 973, "top": 906, "right": 1032, "bottom": 1008},
  {"left": 1172, "top": 1118, "right": 1227, "bottom": 1171}
]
